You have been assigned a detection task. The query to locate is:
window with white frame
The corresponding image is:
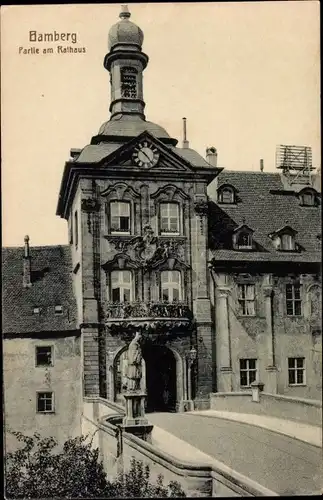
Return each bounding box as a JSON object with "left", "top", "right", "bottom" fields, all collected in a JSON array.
[
  {"left": 237, "top": 284, "right": 255, "bottom": 316},
  {"left": 111, "top": 270, "right": 132, "bottom": 303},
  {"left": 161, "top": 271, "right": 182, "bottom": 302},
  {"left": 37, "top": 392, "right": 54, "bottom": 413},
  {"left": 160, "top": 203, "right": 180, "bottom": 234},
  {"left": 288, "top": 357, "right": 306, "bottom": 385},
  {"left": 240, "top": 359, "right": 257, "bottom": 387},
  {"left": 110, "top": 201, "right": 131, "bottom": 234},
  {"left": 286, "top": 284, "right": 302, "bottom": 316},
  {"left": 36, "top": 346, "right": 53, "bottom": 367}
]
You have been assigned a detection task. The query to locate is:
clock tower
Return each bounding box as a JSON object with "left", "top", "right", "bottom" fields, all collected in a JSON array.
[{"left": 57, "top": 5, "right": 222, "bottom": 412}]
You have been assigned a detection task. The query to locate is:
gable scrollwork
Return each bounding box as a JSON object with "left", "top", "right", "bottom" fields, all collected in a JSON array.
[
  {"left": 100, "top": 182, "right": 141, "bottom": 201},
  {"left": 102, "top": 252, "right": 139, "bottom": 271},
  {"left": 104, "top": 224, "right": 188, "bottom": 271},
  {"left": 150, "top": 184, "right": 190, "bottom": 202}
]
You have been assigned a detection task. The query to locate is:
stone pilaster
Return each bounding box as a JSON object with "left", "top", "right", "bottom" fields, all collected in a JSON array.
[
  {"left": 83, "top": 327, "right": 100, "bottom": 396},
  {"left": 191, "top": 189, "right": 213, "bottom": 399},
  {"left": 263, "top": 275, "right": 277, "bottom": 394},
  {"left": 215, "top": 286, "right": 233, "bottom": 392}
]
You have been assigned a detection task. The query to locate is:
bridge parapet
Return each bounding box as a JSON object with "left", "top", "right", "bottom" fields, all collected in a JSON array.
[
  {"left": 82, "top": 397, "right": 278, "bottom": 497},
  {"left": 210, "top": 391, "right": 322, "bottom": 427}
]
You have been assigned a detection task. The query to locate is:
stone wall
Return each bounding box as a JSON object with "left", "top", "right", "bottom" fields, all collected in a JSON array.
[
  {"left": 4, "top": 335, "right": 82, "bottom": 452},
  {"left": 210, "top": 392, "right": 322, "bottom": 426},
  {"left": 210, "top": 272, "right": 322, "bottom": 399},
  {"left": 82, "top": 397, "right": 277, "bottom": 497}
]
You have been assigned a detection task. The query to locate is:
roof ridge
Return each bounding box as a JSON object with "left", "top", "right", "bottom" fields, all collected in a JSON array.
[
  {"left": 220, "top": 169, "right": 280, "bottom": 175},
  {"left": 2, "top": 244, "right": 70, "bottom": 250}
]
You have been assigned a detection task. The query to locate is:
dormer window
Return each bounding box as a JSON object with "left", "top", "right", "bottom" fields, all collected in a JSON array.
[
  {"left": 299, "top": 188, "right": 317, "bottom": 207},
  {"left": 218, "top": 185, "right": 235, "bottom": 204},
  {"left": 121, "top": 67, "right": 137, "bottom": 98},
  {"left": 269, "top": 225, "right": 298, "bottom": 251},
  {"left": 54, "top": 305, "right": 63, "bottom": 315},
  {"left": 233, "top": 224, "right": 254, "bottom": 250}
]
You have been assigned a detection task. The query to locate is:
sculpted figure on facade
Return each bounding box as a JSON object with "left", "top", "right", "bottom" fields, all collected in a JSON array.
[{"left": 126, "top": 331, "right": 143, "bottom": 391}]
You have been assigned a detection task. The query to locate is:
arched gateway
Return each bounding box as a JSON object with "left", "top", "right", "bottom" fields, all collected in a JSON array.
[{"left": 113, "top": 343, "right": 180, "bottom": 412}]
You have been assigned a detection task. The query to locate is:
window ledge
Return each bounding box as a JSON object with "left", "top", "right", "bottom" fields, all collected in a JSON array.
[
  {"left": 160, "top": 232, "right": 181, "bottom": 236},
  {"left": 36, "top": 411, "right": 55, "bottom": 414},
  {"left": 288, "top": 384, "right": 307, "bottom": 387},
  {"left": 110, "top": 231, "right": 131, "bottom": 236}
]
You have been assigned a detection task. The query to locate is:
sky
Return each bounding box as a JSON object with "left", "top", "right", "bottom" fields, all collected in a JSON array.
[{"left": 1, "top": 2, "right": 320, "bottom": 247}]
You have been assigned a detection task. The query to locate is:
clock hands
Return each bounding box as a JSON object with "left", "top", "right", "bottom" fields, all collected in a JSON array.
[{"left": 141, "top": 150, "right": 152, "bottom": 163}]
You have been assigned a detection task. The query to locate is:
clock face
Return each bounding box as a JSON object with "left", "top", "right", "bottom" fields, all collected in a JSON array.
[{"left": 133, "top": 142, "right": 160, "bottom": 168}]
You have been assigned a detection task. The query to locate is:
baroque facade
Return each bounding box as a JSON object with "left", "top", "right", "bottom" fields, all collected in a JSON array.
[{"left": 3, "top": 7, "right": 322, "bottom": 450}]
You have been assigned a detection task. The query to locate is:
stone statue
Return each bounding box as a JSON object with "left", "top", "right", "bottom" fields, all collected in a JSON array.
[{"left": 126, "top": 331, "right": 143, "bottom": 391}]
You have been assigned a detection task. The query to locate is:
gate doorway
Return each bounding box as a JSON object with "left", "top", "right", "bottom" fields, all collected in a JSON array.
[
  {"left": 114, "top": 344, "right": 177, "bottom": 413},
  {"left": 143, "top": 344, "right": 177, "bottom": 413}
]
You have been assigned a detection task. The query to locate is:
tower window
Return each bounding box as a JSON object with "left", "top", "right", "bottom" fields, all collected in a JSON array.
[
  {"left": 111, "top": 270, "right": 133, "bottom": 303},
  {"left": 160, "top": 203, "right": 180, "bottom": 234},
  {"left": 121, "top": 67, "right": 137, "bottom": 98},
  {"left": 286, "top": 284, "right": 302, "bottom": 316},
  {"left": 110, "top": 201, "right": 130, "bottom": 234},
  {"left": 161, "top": 271, "right": 182, "bottom": 303}
]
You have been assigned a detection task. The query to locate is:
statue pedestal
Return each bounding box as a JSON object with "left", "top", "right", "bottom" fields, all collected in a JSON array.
[{"left": 122, "top": 391, "right": 153, "bottom": 443}]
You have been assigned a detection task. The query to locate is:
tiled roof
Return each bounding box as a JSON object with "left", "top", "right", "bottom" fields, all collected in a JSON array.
[
  {"left": 207, "top": 170, "right": 321, "bottom": 264},
  {"left": 2, "top": 245, "right": 78, "bottom": 335}
]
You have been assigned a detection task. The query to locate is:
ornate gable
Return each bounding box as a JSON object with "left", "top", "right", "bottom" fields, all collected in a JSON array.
[{"left": 99, "top": 131, "right": 195, "bottom": 173}]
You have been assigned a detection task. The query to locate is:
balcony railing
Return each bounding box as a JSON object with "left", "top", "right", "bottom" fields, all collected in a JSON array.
[{"left": 105, "top": 300, "right": 192, "bottom": 321}]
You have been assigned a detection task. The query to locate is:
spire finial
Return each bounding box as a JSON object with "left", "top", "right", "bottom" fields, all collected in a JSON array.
[
  {"left": 120, "top": 5, "right": 131, "bottom": 19},
  {"left": 24, "top": 235, "right": 30, "bottom": 258}
]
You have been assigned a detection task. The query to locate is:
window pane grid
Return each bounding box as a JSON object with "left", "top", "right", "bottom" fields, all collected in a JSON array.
[
  {"left": 288, "top": 357, "right": 305, "bottom": 386},
  {"left": 161, "top": 271, "right": 181, "bottom": 302},
  {"left": 240, "top": 359, "right": 257, "bottom": 387},
  {"left": 111, "top": 271, "right": 132, "bottom": 303},
  {"left": 238, "top": 284, "right": 255, "bottom": 316},
  {"left": 286, "top": 284, "right": 302, "bottom": 316},
  {"left": 110, "top": 202, "right": 130, "bottom": 233},
  {"left": 160, "top": 203, "right": 179, "bottom": 233},
  {"left": 37, "top": 392, "right": 54, "bottom": 412}
]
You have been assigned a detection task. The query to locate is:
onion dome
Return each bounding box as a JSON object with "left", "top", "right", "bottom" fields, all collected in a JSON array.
[{"left": 108, "top": 5, "right": 144, "bottom": 50}]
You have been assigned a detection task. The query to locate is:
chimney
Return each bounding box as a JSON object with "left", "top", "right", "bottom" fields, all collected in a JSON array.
[
  {"left": 23, "top": 235, "right": 32, "bottom": 288},
  {"left": 206, "top": 147, "right": 217, "bottom": 167},
  {"left": 182, "top": 117, "right": 189, "bottom": 149},
  {"left": 260, "top": 159, "right": 264, "bottom": 172}
]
